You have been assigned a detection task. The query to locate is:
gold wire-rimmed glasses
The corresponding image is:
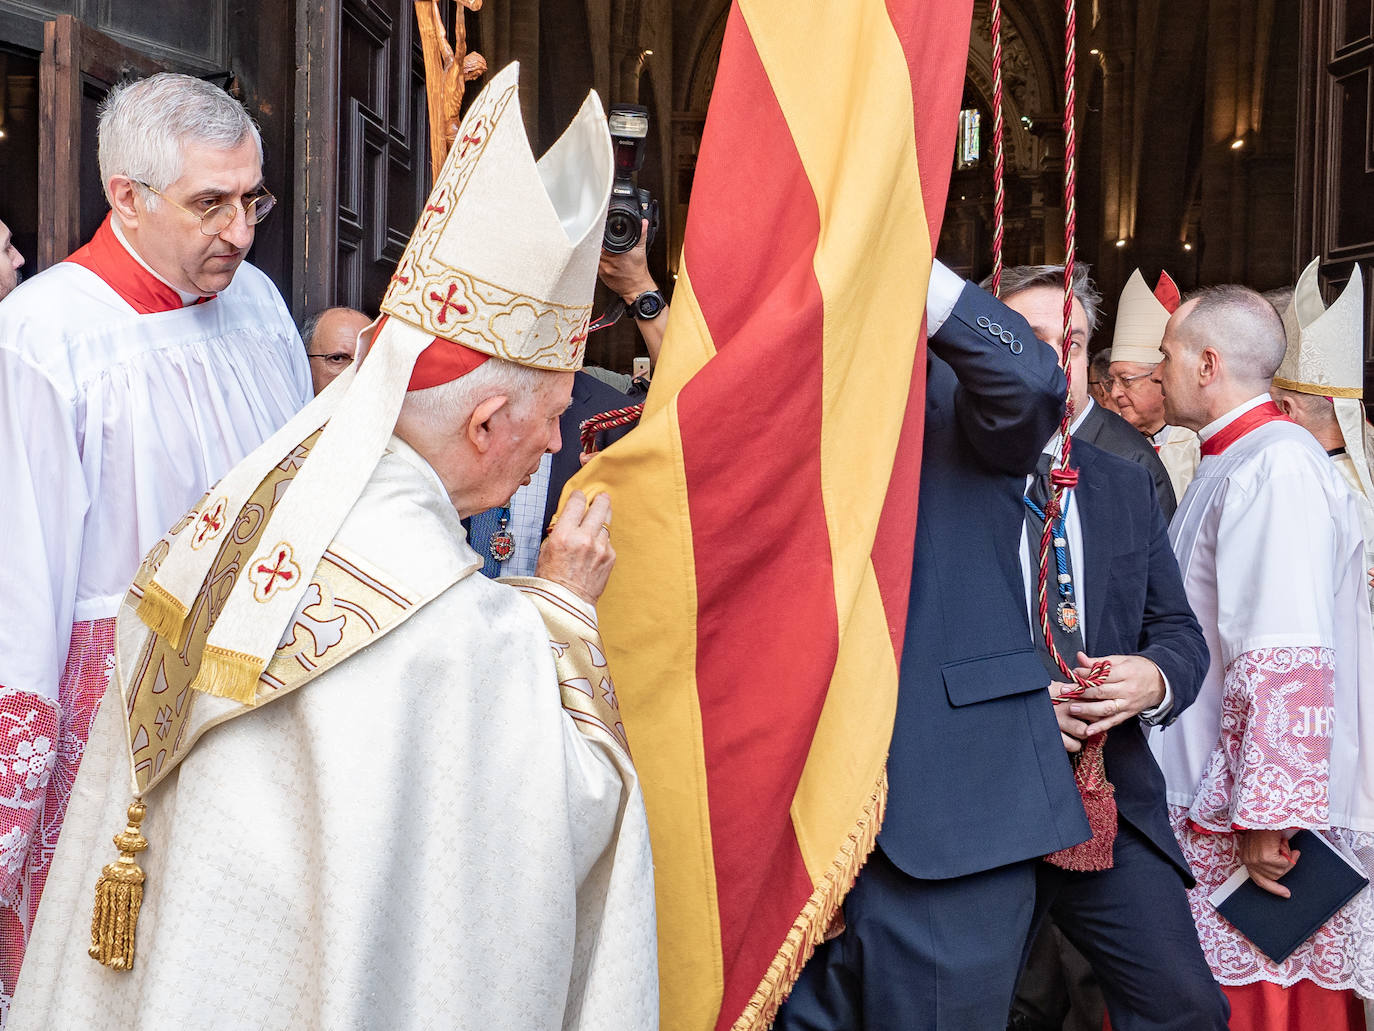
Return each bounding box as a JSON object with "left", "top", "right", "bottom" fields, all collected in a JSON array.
[
  {"left": 1102, "top": 369, "right": 1156, "bottom": 393},
  {"left": 133, "top": 179, "right": 277, "bottom": 237}
]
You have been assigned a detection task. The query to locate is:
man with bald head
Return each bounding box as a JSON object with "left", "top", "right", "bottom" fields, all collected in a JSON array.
[
  {"left": 302, "top": 306, "right": 372, "bottom": 394},
  {"left": 1149, "top": 286, "right": 1374, "bottom": 1029}
]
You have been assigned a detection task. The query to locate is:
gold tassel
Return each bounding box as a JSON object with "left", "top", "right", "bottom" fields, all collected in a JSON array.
[
  {"left": 89, "top": 801, "right": 148, "bottom": 971},
  {"left": 136, "top": 581, "right": 190, "bottom": 648},
  {"left": 190, "top": 644, "right": 263, "bottom": 705}
]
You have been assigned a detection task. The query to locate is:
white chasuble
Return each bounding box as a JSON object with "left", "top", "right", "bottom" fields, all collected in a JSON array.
[
  {"left": 1152, "top": 414, "right": 1374, "bottom": 992},
  {"left": 8, "top": 442, "right": 658, "bottom": 1031},
  {"left": 1332, "top": 451, "right": 1374, "bottom": 621},
  {"left": 0, "top": 243, "right": 309, "bottom": 1018},
  {"left": 1155, "top": 423, "right": 1201, "bottom": 502}
]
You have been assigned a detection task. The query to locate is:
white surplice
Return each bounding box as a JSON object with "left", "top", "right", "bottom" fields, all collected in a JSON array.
[
  {"left": 0, "top": 249, "right": 309, "bottom": 1018},
  {"left": 7, "top": 440, "right": 658, "bottom": 1031},
  {"left": 1151, "top": 397, "right": 1374, "bottom": 993}
]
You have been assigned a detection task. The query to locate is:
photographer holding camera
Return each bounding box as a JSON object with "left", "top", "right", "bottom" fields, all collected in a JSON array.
[
  {"left": 597, "top": 216, "right": 667, "bottom": 379},
  {"left": 583, "top": 104, "right": 668, "bottom": 394}
]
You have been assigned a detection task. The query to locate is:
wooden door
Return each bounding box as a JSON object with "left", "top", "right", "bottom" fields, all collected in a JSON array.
[
  {"left": 1297, "top": 0, "right": 1374, "bottom": 388},
  {"left": 296, "top": 0, "right": 439, "bottom": 319},
  {"left": 37, "top": 15, "right": 165, "bottom": 267}
]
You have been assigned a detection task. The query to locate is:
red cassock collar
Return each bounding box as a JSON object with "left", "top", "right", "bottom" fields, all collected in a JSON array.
[
  {"left": 1198, "top": 400, "right": 1294, "bottom": 457},
  {"left": 64, "top": 214, "right": 214, "bottom": 314}
]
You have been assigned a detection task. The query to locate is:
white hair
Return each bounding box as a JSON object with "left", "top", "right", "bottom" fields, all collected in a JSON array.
[
  {"left": 98, "top": 73, "right": 262, "bottom": 204},
  {"left": 400, "top": 357, "right": 559, "bottom": 428}
]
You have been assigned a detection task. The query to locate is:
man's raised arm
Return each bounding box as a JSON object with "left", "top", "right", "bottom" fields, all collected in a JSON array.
[{"left": 925, "top": 259, "right": 1067, "bottom": 475}]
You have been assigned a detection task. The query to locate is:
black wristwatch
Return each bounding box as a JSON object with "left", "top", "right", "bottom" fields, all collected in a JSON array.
[{"left": 629, "top": 289, "right": 667, "bottom": 320}]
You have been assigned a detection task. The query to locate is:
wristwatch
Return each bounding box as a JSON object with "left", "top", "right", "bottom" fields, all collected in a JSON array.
[{"left": 629, "top": 289, "right": 667, "bottom": 320}]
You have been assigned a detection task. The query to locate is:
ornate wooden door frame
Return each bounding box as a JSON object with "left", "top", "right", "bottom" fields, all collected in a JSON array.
[
  {"left": 1296, "top": 0, "right": 1374, "bottom": 380},
  {"left": 37, "top": 15, "right": 164, "bottom": 267},
  {"left": 294, "top": 0, "right": 434, "bottom": 320}
]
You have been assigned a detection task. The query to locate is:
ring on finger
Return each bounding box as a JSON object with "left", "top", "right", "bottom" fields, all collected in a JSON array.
[{"left": 599, "top": 523, "right": 611, "bottom": 536}]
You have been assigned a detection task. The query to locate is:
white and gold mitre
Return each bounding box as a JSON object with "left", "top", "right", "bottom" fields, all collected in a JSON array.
[
  {"left": 1274, "top": 257, "right": 1365, "bottom": 400},
  {"left": 128, "top": 62, "right": 613, "bottom": 727},
  {"left": 381, "top": 60, "right": 610, "bottom": 371},
  {"left": 1109, "top": 269, "right": 1180, "bottom": 365}
]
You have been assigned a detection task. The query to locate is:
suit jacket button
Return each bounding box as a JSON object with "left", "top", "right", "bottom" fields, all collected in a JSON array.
[
  {"left": 1001, "top": 330, "right": 1015, "bottom": 344},
  {"left": 989, "top": 322, "right": 1003, "bottom": 336},
  {"left": 1010, "top": 339, "right": 1024, "bottom": 354},
  {"left": 977, "top": 316, "right": 991, "bottom": 329}
]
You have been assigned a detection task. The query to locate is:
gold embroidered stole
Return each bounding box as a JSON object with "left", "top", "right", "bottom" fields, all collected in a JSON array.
[
  {"left": 119, "top": 433, "right": 422, "bottom": 796},
  {"left": 504, "top": 577, "right": 632, "bottom": 759}
]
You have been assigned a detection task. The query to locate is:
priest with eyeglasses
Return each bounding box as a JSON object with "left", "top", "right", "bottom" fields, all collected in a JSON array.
[{"left": 0, "top": 72, "right": 309, "bottom": 1014}]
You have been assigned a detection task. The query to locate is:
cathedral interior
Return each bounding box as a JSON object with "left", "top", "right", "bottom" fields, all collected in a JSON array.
[{"left": 0, "top": 0, "right": 1369, "bottom": 377}]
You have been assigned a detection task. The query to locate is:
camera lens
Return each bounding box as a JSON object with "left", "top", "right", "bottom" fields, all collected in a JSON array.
[{"left": 603, "top": 203, "right": 641, "bottom": 254}]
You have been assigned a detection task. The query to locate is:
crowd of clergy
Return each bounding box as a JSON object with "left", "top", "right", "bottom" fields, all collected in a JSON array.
[{"left": 2, "top": 66, "right": 1374, "bottom": 1031}]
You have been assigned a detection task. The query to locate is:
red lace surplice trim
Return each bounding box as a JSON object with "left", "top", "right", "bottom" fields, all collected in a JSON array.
[
  {"left": 1172, "top": 806, "right": 1374, "bottom": 992},
  {"left": 1190, "top": 645, "right": 1335, "bottom": 832},
  {"left": 0, "top": 618, "right": 113, "bottom": 1024}
]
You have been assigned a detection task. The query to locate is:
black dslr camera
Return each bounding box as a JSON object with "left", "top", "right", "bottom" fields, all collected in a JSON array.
[{"left": 603, "top": 104, "right": 660, "bottom": 254}]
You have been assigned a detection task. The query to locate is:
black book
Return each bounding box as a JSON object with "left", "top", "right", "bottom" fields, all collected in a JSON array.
[{"left": 1210, "top": 829, "right": 1369, "bottom": 964}]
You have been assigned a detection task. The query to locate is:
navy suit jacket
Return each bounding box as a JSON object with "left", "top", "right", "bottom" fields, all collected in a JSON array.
[
  {"left": 880, "top": 283, "right": 1207, "bottom": 883},
  {"left": 881, "top": 282, "right": 1089, "bottom": 881},
  {"left": 1072, "top": 439, "right": 1208, "bottom": 881},
  {"left": 540, "top": 370, "right": 635, "bottom": 530},
  {"left": 1074, "top": 400, "right": 1177, "bottom": 521}
]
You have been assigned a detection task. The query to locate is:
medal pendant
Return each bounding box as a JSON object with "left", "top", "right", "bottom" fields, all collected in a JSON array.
[
  {"left": 488, "top": 528, "right": 515, "bottom": 563},
  {"left": 1057, "top": 600, "right": 1079, "bottom": 634}
]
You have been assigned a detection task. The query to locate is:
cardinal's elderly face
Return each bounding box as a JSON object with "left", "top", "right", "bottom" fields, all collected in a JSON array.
[{"left": 476, "top": 372, "right": 574, "bottom": 508}]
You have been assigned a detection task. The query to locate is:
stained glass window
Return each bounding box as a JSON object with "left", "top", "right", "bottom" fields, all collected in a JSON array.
[{"left": 957, "top": 108, "right": 980, "bottom": 169}]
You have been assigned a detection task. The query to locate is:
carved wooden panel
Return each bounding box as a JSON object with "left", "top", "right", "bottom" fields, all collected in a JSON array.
[
  {"left": 336, "top": 0, "right": 428, "bottom": 311},
  {"left": 1297, "top": 0, "right": 1374, "bottom": 378},
  {"left": 296, "top": 0, "right": 431, "bottom": 319},
  {"left": 0, "top": 0, "right": 227, "bottom": 72}
]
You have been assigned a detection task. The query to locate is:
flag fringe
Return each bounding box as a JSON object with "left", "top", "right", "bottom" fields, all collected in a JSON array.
[{"left": 731, "top": 766, "right": 888, "bottom": 1031}]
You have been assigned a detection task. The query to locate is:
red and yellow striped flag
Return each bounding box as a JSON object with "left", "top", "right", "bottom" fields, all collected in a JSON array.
[{"left": 567, "top": 1, "right": 973, "bottom": 1026}]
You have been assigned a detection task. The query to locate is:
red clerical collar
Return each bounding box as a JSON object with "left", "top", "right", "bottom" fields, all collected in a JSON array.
[
  {"left": 1198, "top": 400, "right": 1293, "bottom": 457},
  {"left": 64, "top": 214, "right": 213, "bottom": 314}
]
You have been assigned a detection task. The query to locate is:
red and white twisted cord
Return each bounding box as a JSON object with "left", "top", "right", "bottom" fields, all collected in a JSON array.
[
  {"left": 580, "top": 404, "right": 645, "bottom": 454},
  {"left": 990, "top": 0, "right": 1007, "bottom": 298},
  {"left": 1035, "top": 0, "right": 1107, "bottom": 698}
]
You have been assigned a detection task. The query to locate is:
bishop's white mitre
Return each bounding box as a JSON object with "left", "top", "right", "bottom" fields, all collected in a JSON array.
[
  {"left": 130, "top": 61, "right": 615, "bottom": 725},
  {"left": 1274, "top": 258, "right": 1371, "bottom": 505},
  {"left": 1109, "top": 268, "right": 1180, "bottom": 365}
]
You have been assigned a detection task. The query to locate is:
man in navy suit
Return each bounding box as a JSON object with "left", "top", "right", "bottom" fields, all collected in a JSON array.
[{"left": 776, "top": 261, "right": 1225, "bottom": 1030}]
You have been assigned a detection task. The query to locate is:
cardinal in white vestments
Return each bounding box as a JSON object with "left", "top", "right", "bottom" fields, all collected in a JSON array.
[
  {"left": 8, "top": 63, "right": 657, "bottom": 1031},
  {"left": 1107, "top": 269, "right": 1201, "bottom": 501},
  {"left": 0, "top": 74, "right": 309, "bottom": 1018},
  {"left": 1149, "top": 285, "right": 1374, "bottom": 1030},
  {"left": 1271, "top": 260, "right": 1374, "bottom": 622}
]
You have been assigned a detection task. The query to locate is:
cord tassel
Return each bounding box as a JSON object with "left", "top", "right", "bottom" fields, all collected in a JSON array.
[{"left": 88, "top": 801, "right": 149, "bottom": 971}]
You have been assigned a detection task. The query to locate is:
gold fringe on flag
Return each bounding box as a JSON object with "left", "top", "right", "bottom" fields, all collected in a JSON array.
[
  {"left": 731, "top": 767, "right": 888, "bottom": 1031},
  {"left": 191, "top": 645, "right": 264, "bottom": 705},
  {"left": 88, "top": 801, "right": 149, "bottom": 971},
  {"left": 135, "top": 580, "right": 190, "bottom": 648}
]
